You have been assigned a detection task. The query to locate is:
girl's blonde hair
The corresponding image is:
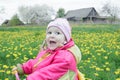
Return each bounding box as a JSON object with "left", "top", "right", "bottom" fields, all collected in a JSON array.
[{"left": 40, "top": 40, "right": 47, "bottom": 51}]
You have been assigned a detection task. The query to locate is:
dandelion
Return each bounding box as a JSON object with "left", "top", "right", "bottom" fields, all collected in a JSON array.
[
  {"left": 106, "top": 68, "right": 110, "bottom": 71},
  {"left": 33, "top": 56, "right": 36, "bottom": 59},
  {"left": 18, "top": 52, "right": 21, "bottom": 56},
  {"left": 87, "top": 60, "right": 90, "bottom": 63},
  {"left": 6, "top": 70, "right": 11, "bottom": 74},
  {"left": 115, "top": 69, "right": 120, "bottom": 75},
  {"left": 2, "top": 49, "right": 5, "bottom": 52},
  {"left": 105, "top": 62, "right": 109, "bottom": 65},
  {"left": 116, "top": 78, "right": 120, "bottom": 80},
  {"left": 97, "top": 53, "right": 101, "bottom": 56},
  {"left": 94, "top": 73, "right": 99, "bottom": 76},
  {"left": 20, "top": 44, "right": 24, "bottom": 48},
  {"left": 5, "top": 78, "right": 9, "bottom": 80},
  {"left": 95, "top": 67, "right": 101, "bottom": 71},
  {"left": 79, "top": 66, "right": 83, "bottom": 69},
  {"left": 24, "top": 56, "right": 28, "bottom": 61},
  {"left": 93, "top": 57, "right": 96, "bottom": 60},
  {"left": 3, "top": 65, "right": 9, "bottom": 69},
  {"left": 6, "top": 54, "right": 10, "bottom": 58},
  {"left": 29, "top": 51, "right": 33, "bottom": 55},
  {"left": 85, "top": 78, "right": 92, "bottom": 80},
  {"left": 10, "top": 65, "right": 16, "bottom": 69},
  {"left": 14, "top": 46, "right": 18, "bottom": 50},
  {"left": 92, "top": 55, "right": 95, "bottom": 58},
  {"left": 104, "top": 56, "right": 108, "bottom": 59},
  {"left": 22, "top": 48, "right": 25, "bottom": 51},
  {"left": 0, "top": 70, "right": 5, "bottom": 72},
  {"left": 115, "top": 51, "right": 119, "bottom": 56},
  {"left": 91, "top": 65, "right": 96, "bottom": 68},
  {"left": 103, "top": 65, "right": 106, "bottom": 68},
  {"left": 13, "top": 53, "right": 18, "bottom": 57}
]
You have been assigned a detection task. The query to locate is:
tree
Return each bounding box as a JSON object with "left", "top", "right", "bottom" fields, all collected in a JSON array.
[
  {"left": 18, "top": 6, "right": 31, "bottom": 24},
  {"left": 56, "top": 8, "right": 65, "bottom": 18},
  {"left": 0, "top": 7, "right": 5, "bottom": 14},
  {"left": 8, "top": 14, "right": 24, "bottom": 26},
  {"left": 0, "top": 7, "right": 5, "bottom": 23},
  {"left": 18, "top": 4, "right": 55, "bottom": 25},
  {"left": 101, "top": 2, "right": 120, "bottom": 23}
]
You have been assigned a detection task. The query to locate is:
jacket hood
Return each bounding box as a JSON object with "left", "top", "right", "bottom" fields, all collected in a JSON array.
[{"left": 67, "top": 44, "right": 81, "bottom": 64}]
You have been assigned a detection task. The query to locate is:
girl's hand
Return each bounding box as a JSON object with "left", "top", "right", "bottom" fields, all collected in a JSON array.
[
  {"left": 12, "top": 67, "right": 17, "bottom": 71},
  {"left": 12, "top": 66, "right": 18, "bottom": 74},
  {"left": 12, "top": 64, "right": 22, "bottom": 74},
  {"left": 12, "top": 68, "right": 21, "bottom": 80},
  {"left": 12, "top": 64, "right": 24, "bottom": 75}
]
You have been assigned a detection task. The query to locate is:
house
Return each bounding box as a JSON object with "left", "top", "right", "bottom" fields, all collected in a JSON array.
[
  {"left": 1, "top": 20, "right": 9, "bottom": 25},
  {"left": 65, "top": 7, "right": 107, "bottom": 23}
]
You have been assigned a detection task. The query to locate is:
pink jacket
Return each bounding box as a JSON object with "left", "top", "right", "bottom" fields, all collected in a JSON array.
[{"left": 22, "top": 39, "right": 81, "bottom": 80}]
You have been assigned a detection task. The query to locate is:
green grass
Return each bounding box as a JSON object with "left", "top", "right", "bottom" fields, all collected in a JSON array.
[{"left": 0, "top": 24, "right": 120, "bottom": 80}]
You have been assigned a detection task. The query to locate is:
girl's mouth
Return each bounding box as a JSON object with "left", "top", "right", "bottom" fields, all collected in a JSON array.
[{"left": 49, "top": 41, "right": 56, "bottom": 44}]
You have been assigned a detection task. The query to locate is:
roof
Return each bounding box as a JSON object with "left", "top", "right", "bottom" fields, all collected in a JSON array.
[{"left": 65, "top": 7, "right": 98, "bottom": 18}]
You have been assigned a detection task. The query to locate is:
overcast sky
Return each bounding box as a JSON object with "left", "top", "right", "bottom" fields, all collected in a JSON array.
[{"left": 0, "top": 0, "right": 120, "bottom": 24}]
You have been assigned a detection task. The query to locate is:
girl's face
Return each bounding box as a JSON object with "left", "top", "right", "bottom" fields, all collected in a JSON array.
[{"left": 46, "top": 26, "right": 66, "bottom": 50}]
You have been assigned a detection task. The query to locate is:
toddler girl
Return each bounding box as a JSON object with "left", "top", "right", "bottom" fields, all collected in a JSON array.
[{"left": 12, "top": 18, "right": 82, "bottom": 80}]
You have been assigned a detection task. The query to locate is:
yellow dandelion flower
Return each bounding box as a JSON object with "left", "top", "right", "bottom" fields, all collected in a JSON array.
[
  {"left": 115, "top": 71, "right": 119, "bottom": 75},
  {"left": 85, "top": 78, "right": 92, "bottom": 80},
  {"left": 96, "top": 67, "right": 101, "bottom": 71},
  {"left": 97, "top": 53, "right": 101, "bottom": 56},
  {"left": 92, "top": 55, "right": 95, "bottom": 58},
  {"left": 91, "top": 65, "right": 96, "bottom": 68},
  {"left": 87, "top": 60, "right": 90, "bottom": 63},
  {"left": 103, "top": 65, "right": 106, "bottom": 68},
  {"left": 24, "top": 56, "right": 28, "bottom": 61},
  {"left": 0, "top": 70, "right": 5, "bottom": 72},
  {"left": 106, "top": 68, "right": 110, "bottom": 71},
  {"left": 115, "top": 51, "right": 119, "bottom": 56},
  {"left": 115, "top": 69, "right": 120, "bottom": 75},
  {"left": 105, "top": 62, "right": 109, "bottom": 65},
  {"left": 5, "top": 78, "right": 9, "bottom": 80},
  {"left": 6, "top": 70, "right": 11, "bottom": 74},
  {"left": 79, "top": 66, "right": 83, "bottom": 68},
  {"left": 22, "top": 48, "right": 24, "bottom": 51},
  {"left": 33, "top": 56, "right": 36, "bottom": 59},
  {"left": 10, "top": 65, "right": 16, "bottom": 69},
  {"left": 104, "top": 56, "right": 108, "bottom": 59},
  {"left": 116, "top": 78, "right": 120, "bottom": 80},
  {"left": 13, "top": 53, "right": 18, "bottom": 57},
  {"left": 14, "top": 46, "right": 18, "bottom": 50},
  {"left": 18, "top": 52, "right": 21, "bottom": 56},
  {"left": 20, "top": 44, "right": 24, "bottom": 48},
  {"left": 29, "top": 51, "right": 33, "bottom": 55},
  {"left": 3, "top": 65, "right": 9, "bottom": 69},
  {"left": 6, "top": 54, "right": 10, "bottom": 58},
  {"left": 100, "top": 68, "right": 104, "bottom": 71},
  {"left": 93, "top": 57, "right": 96, "bottom": 60},
  {"left": 94, "top": 73, "right": 99, "bottom": 76}
]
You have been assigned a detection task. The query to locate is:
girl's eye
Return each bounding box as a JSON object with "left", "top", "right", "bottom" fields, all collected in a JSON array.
[
  {"left": 47, "top": 32, "right": 52, "bottom": 34},
  {"left": 56, "top": 32, "right": 60, "bottom": 35}
]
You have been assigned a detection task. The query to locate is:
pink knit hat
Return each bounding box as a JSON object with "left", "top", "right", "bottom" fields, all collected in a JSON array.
[{"left": 47, "top": 18, "right": 71, "bottom": 42}]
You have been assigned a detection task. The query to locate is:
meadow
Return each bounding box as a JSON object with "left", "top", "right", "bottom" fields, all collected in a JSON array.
[{"left": 0, "top": 24, "right": 120, "bottom": 80}]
